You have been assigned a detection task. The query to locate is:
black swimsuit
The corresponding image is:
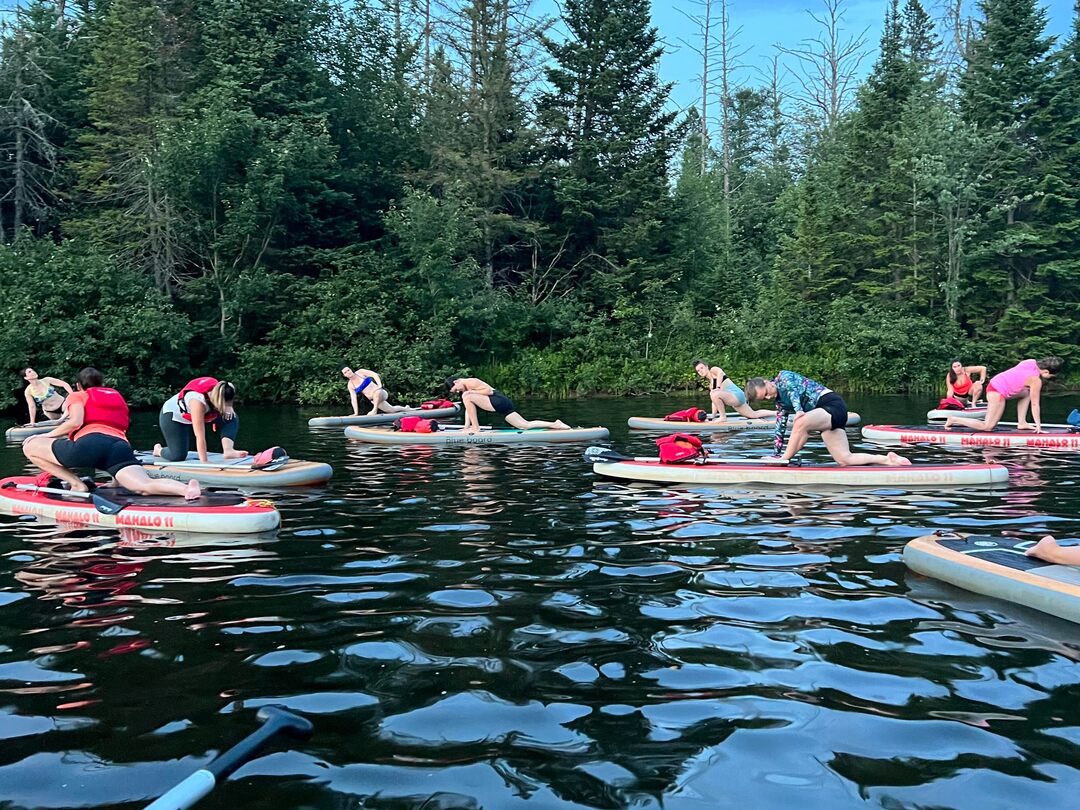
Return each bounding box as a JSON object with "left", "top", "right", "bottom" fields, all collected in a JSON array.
[{"left": 488, "top": 390, "right": 515, "bottom": 416}]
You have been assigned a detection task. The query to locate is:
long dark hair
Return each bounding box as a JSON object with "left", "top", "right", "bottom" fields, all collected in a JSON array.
[{"left": 947, "top": 360, "right": 964, "bottom": 385}]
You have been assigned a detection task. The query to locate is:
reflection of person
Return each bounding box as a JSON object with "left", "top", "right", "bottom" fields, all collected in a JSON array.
[
  {"left": 342, "top": 366, "right": 408, "bottom": 416},
  {"left": 945, "top": 360, "right": 986, "bottom": 404},
  {"left": 692, "top": 360, "right": 774, "bottom": 420},
  {"left": 1025, "top": 536, "right": 1080, "bottom": 565},
  {"left": 22, "top": 367, "right": 200, "bottom": 498},
  {"left": 22, "top": 367, "right": 73, "bottom": 424},
  {"left": 154, "top": 377, "right": 247, "bottom": 463},
  {"left": 446, "top": 376, "right": 569, "bottom": 434},
  {"left": 745, "top": 372, "right": 909, "bottom": 467},
  {"left": 945, "top": 357, "right": 1061, "bottom": 433}
]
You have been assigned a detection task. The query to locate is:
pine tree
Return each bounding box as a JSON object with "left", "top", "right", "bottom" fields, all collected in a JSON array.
[
  {"left": 536, "top": 0, "right": 683, "bottom": 306},
  {"left": 958, "top": 0, "right": 1054, "bottom": 344}
]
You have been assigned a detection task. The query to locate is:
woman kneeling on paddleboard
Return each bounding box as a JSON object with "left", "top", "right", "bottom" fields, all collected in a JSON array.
[
  {"left": 693, "top": 360, "right": 775, "bottom": 421},
  {"left": 21, "top": 367, "right": 73, "bottom": 425},
  {"left": 945, "top": 360, "right": 986, "bottom": 405},
  {"left": 944, "top": 357, "right": 1061, "bottom": 434},
  {"left": 154, "top": 377, "right": 247, "bottom": 463},
  {"left": 446, "top": 376, "right": 570, "bottom": 434},
  {"left": 746, "top": 372, "right": 909, "bottom": 467},
  {"left": 23, "top": 368, "right": 200, "bottom": 498},
  {"left": 342, "top": 366, "right": 408, "bottom": 417}
]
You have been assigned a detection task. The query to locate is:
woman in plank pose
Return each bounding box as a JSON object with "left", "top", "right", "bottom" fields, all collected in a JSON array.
[
  {"left": 153, "top": 377, "right": 247, "bottom": 463},
  {"left": 945, "top": 360, "right": 987, "bottom": 405},
  {"left": 23, "top": 367, "right": 200, "bottom": 498},
  {"left": 21, "top": 367, "right": 73, "bottom": 425},
  {"left": 342, "top": 366, "right": 409, "bottom": 417},
  {"left": 693, "top": 360, "right": 775, "bottom": 421},
  {"left": 746, "top": 371, "right": 909, "bottom": 466},
  {"left": 446, "top": 376, "right": 569, "bottom": 435},
  {"left": 944, "top": 357, "right": 1061, "bottom": 433}
]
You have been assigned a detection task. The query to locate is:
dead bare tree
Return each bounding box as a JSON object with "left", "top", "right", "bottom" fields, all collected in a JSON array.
[{"left": 779, "top": 0, "right": 868, "bottom": 131}]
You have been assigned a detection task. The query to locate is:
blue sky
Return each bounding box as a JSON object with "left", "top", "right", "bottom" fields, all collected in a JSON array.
[{"left": 541, "top": 0, "right": 1079, "bottom": 114}]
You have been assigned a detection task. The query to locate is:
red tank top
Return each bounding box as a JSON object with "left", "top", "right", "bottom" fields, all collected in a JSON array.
[{"left": 952, "top": 373, "right": 972, "bottom": 396}]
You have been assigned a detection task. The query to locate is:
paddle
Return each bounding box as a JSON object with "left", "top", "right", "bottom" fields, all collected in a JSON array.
[
  {"left": 144, "top": 706, "right": 313, "bottom": 810},
  {"left": 582, "top": 446, "right": 792, "bottom": 466},
  {"left": 4, "top": 481, "right": 126, "bottom": 515}
]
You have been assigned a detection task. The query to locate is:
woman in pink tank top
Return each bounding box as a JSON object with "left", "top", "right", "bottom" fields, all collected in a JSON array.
[{"left": 945, "top": 357, "right": 1062, "bottom": 433}]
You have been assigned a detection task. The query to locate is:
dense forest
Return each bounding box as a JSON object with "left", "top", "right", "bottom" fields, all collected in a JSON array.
[{"left": 0, "top": 0, "right": 1077, "bottom": 408}]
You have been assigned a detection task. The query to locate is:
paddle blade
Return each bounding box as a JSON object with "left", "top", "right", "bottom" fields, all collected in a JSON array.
[
  {"left": 91, "top": 492, "right": 125, "bottom": 515},
  {"left": 583, "top": 446, "right": 626, "bottom": 463}
]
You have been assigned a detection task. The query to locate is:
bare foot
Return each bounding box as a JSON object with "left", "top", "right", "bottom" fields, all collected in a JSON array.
[
  {"left": 553, "top": 420, "right": 570, "bottom": 430},
  {"left": 152, "top": 443, "right": 163, "bottom": 457},
  {"left": 886, "top": 452, "right": 912, "bottom": 466},
  {"left": 1025, "top": 536, "right": 1058, "bottom": 560},
  {"left": 184, "top": 479, "right": 202, "bottom": 501},
  {"left": 67, "top": 481, "right": 90, "bottom": 493},
  {"left": 943, "top": 418, "right": 956, "bottom": 430},
  {"left": 223, "top": 449, "right": 248, "bottom": 460},
  {"left": 463, "top": 427, "right": 480, "bottom": 435},
  {"left": 1016, "top": 422, "right": 1032, "bottom": 431}
]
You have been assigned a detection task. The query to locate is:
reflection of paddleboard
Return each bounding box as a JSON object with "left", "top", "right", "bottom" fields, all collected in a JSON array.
[
  {"left": 135, "top": 452, "right": 332, "bottom": 487},
  {"left": 308, "top": 405, "right": 460, "bottom": 427},
  {"left": 862, "top": 424, "right": 1080, "bottom": 449},
  {"left": 905, "top": 533, "right": 1080, "bottom": 624},
  {"left": 627, "top": 412, "right": 861, "bottom": 432},
  {"left": 5, "top": 420, "right": 63, "bottom": 441},
  {"left": 345, "top": 425, "right": 610, "bottom": 445},
  {"left": 926, "top": 405, "right": 987, "bottom": 421},
  {"left": 0, "top": 476, "right": 280, "bottom": 534},
  {"left": 590, "top": 456, "right": 1008, "bottom": 487}
]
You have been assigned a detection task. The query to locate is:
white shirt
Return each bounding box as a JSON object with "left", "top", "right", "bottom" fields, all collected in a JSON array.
[{"left": 162, "top": 391, "right": 209, "bottom": 424}]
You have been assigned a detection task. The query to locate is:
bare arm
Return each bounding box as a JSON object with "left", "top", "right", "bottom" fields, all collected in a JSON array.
[
  {"left": 945, "top": 376, "right": 955, "bottom": 397},
  {"left": 967, "top": 366, "right": 987, "bottom": 381},
  {"left": 189, "top": 399, "right": 210, "bottom": 461},
  {"left": 24, "top": 389, "right": 38, "bottom": 425},
  {"left": 1028, "top": 377, "right": 1043, "bottom": 431},
  {"left": 47, "top": 377, "right": 74, "bottom": 395},
  {"left": 40, "top": 401, "right": 81, "bottom": 439},
  {"left": 349, "top": 385, "right": 359, "bottom": 416}
]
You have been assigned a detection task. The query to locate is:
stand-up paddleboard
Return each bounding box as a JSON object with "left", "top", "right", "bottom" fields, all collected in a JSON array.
[
  {"left": 0, "top": 476, "right": 280, "bottom": 534},
  {"left": 905, "top": 533, "right": 1080, "bottom": 624},
  {"left": 585, "top": 447, "right": 1007, "bottom": 487},
  {"left": 862, "top": 423, "right": 1080, "bottom": 449},
  {"left": 345, "top": 424, "right": 610, "bottom": 445},
  {"left": 628, "top": 412, "right": 861, "bottom": 432},
  {"left": 5, "top": 420, "right": 63, "bottom": 441},
  {"left": 308, "top": 405, "right": 460, "bottom": 427},
  {"left": 135, "top": 452, "right": 333, "bottom": 487},
  {"left": 927, "top": 404, "right": 987, "bottom": 421}
]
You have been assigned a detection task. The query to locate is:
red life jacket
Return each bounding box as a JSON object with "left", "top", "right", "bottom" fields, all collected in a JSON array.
[
  {"left": 176, "top": 377, "right": 220, "bottom": 422},
  {"left": 655, "top": 433, "right": 706, "bottom": 464},
  {"left": 396, "top": 416, "right": 438, "bottom": 433},
  {"left": 74, "top": 387, "right": 130, "bottom": 440},
  {"left": 665, "top": 407, "right": 707, "bottom": 423},
  {"left": 937, "top": 396, "right": 966, "bottom": 411},
  {"left": 421, "top": 399, "right": 455, "bottom": 410}
]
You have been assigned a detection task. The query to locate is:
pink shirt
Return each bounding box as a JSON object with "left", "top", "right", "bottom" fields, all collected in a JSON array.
[{"left": 988, "top": 359, "right": 1040, "bottom": 399}]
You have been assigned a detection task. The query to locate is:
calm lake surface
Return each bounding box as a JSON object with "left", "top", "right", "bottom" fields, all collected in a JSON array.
[{"left": 2, "top": 394, "right": 1079, "bottom": 809}]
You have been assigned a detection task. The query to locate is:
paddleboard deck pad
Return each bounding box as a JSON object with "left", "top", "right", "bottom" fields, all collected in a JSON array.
[
  {"left": 135, "top": 452, "right": 332, "bottom": 487},
  {"left": 345, "top": 425, "right": 610, "bottom": 445},
  {"left": 628, "top": 412, "right": 861, "bottom": 431},
  {"left": 905, "top": 533, "right": 1080, "bottom": 624},
  {"left": 308, "top": 405, "right": 460, "bottom": 427},
  {"left": 926, "top": 406, "right": 987, "bottom": 421},
  {"left": 862, "top": 424, "right": 1080, "bottom": 449},
  {"left": 5, "top": 420, "right": 63, "bottom": 441},
  {"left": 591, "top": 458, "right": 1008, "bottom": 487},
  {"left": 0, "top": 476, "right": 280, "bottom": 534}
]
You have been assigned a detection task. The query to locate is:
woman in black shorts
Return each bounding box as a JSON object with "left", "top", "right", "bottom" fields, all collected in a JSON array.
[
  {"left": 445, "top": 376, "right": 571, "bottom": 434},
  {"left": 23, "top": 368, "right": 201, "bottom": 498}
]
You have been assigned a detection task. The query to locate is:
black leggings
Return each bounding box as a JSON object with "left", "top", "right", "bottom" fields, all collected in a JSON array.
[{"left": 158, "top": 410, "right": 240, "bottom": 462}]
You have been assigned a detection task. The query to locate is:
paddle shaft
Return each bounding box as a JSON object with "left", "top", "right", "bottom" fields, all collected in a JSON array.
[
  {"left": 145, "top": 707, "right": 312, "bottom": 810},
  {"left": 9, "top": 482, "right": 124, "bottom": 514}
]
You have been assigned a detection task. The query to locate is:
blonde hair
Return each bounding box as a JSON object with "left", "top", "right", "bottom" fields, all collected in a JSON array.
[{"left": 207, "top": 381, "right": 236, "bottom": 414}]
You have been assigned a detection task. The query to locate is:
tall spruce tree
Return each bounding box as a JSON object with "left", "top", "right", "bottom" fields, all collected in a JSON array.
[
  {"left": 959, "top": 0, "right": 1054, "bottom": 350},
  {"left": 536, "top": 0, "right": 682, "bottom": 306}
]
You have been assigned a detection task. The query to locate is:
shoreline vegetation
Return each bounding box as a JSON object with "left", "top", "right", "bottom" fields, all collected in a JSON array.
[{"left": 2, "top": 1, "right": 1078, "bottom": 411}]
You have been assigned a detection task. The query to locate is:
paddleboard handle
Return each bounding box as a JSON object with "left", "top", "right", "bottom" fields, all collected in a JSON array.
[{"left": 144, "top": 706, "right": 313, "bottom": 810}]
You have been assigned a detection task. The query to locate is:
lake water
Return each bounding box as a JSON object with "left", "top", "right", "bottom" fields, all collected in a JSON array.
[{"left": 1, "top": 394, "right": 1079, "bottom": 809}]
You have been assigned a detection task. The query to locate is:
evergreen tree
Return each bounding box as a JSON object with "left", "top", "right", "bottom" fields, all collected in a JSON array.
[{"left": 537, "top": 0, "right": 683, "bottom": 306}]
